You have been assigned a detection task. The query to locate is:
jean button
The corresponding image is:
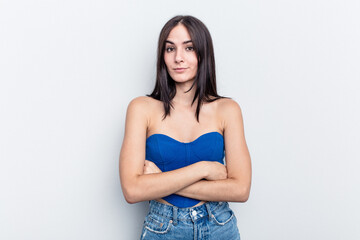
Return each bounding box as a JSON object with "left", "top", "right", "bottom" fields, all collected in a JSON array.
[{"left": 192, "top": 210, "right": 197, "bottom": 216}]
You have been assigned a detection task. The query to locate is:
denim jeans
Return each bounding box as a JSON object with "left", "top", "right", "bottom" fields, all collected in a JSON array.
[{"left": 140, "top": 200, "right": 241, "bottom": 240}]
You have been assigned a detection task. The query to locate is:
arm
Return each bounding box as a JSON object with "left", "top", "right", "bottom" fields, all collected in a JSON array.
[
  {"left": 119, "top": 97, "right": 227, "bottom": 204},
  {"left": 143, "top": 161, "right": 237, "bottom": 202},
  {"left": 143, "top": 99, "right": 252, "bottom": 202},
  {"left": 177, "top": 100, "right": 252, "bottom": 202},
  {"left": 175, "top": 179, "right": 247, "bottom": 202}
]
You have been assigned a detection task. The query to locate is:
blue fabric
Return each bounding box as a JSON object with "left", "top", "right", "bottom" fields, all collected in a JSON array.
[
  {"left": 140, "top": 200, "right": 241, "bottom": 240},
  {"left": 145, "top": 131, "right": 225, "bottom": 208}
]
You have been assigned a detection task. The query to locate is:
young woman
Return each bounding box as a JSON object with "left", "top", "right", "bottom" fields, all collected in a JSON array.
[{"left": 119, "top": 15, "right": 252, "bottom": 240}]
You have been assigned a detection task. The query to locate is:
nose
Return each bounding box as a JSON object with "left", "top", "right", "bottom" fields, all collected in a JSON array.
[{"left": 175, "top": 49, "right": 184, "bottom": 63}]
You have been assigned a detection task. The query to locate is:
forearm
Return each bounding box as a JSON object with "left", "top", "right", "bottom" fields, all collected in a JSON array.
[
  {"left": 123, "top": 161, "right": 207, "bottom": 203},
  {"left": 175, "top": 178, "right": 250, "bottom": 202}
]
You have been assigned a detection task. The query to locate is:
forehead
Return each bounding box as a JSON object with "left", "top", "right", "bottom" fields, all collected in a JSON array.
[{"left": 166, "top": 24, "right": 192, "bottom": 43}]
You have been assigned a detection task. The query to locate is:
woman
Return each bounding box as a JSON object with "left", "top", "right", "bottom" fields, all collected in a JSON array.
[{"left": 119, "top": 15, "right": 251, "bottom": 240}]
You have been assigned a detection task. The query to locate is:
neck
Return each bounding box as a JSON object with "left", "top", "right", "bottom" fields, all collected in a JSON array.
[{"left": 172, "top": 81, "right": 197, "bottom": 107}]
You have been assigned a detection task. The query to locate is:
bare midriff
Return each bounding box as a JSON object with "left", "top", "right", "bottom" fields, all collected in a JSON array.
[{"left": 155, "top": 198, "right": 206, "bottom": 207}]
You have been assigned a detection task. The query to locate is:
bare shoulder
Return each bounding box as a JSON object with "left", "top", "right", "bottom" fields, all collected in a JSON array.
[
  {"left": 125, "top": 96, "right": 153, "bottom": 128},
  {"left": 126, "top": 96, "right": 162, "bottom": 130},
  {"left": 128, "top": 96, "right": 153, "bottom": 107},
  {"left": 217, "top": 98, "right": 243, "bottom": 123},
  {"left": 217, "top": 98, "right": 241, "bottom": 109},
  {"left": 127, "top": 96, "right": 155, "bottom": 115},
  {"left": 129, "top": 96, "right": 162, "bottom": 107}
]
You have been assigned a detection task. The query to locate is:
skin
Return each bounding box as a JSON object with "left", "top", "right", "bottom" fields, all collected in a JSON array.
[
  {"left": 163, "top": 24, "right": 198, "bottom": 91},
  {"left": 119, "top": 23, "right": 252, "bottom": 205}
]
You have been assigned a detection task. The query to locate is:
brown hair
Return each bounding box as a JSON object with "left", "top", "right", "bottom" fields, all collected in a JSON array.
[{"left": 146, "top": 15, "right": 230, "bottom": 122}]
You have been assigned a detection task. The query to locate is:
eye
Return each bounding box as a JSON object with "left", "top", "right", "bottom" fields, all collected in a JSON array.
[
  {"left": 166, "top": 47, "right": 175, "bottom": 52},
  {"left": 186, "top": 46, "right": 194, "bottom": 51}
]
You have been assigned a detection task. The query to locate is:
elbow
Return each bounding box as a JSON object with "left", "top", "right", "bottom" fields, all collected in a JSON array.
[
  {"left": 121, "top": 173, "right": 145, "bottom": 204},
  {"left": 238, "top": 191, "right": 250, "bottom": 202},
  {"left": 228, "top": 177, "right": 251, "bottom": 202},
  {"left": 124, "top": 192, "right": 138, "bottom": 204},
  {"left": 122, "top": 185, "right": 142, "bottom": 204},
  {"left": 234, "top": 185, "right": 251, "bottom": 203}
]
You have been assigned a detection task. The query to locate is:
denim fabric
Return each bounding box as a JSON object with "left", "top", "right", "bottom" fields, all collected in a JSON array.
[{"left": 140, "top": 200, "right": 241, "bottom": 240}]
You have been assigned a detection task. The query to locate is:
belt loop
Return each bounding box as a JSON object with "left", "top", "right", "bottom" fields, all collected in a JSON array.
[
  {"left": 205, "top": 202, "right": 212, "bottom": 220},
  {"left": 172, "top": 206, "right": 178, "bottom": 225}
]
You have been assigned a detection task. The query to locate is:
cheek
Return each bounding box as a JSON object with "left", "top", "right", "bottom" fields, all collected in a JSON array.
[
  {"left": 163, "top": 55, "right": 170, "bottom": 67},
  {"left": 164, "top": 53, "right": 174, "bottom": 66},
  {"left": 190, "top": 54, "right": 198, "bottom": 69},
  {"left": 191, "top": 59, "right": 198, "bottom": 71}
]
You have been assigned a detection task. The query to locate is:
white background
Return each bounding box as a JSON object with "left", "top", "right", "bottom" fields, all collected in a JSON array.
[{"left": 1, "top": 0, "right": 359, "bottom": 239}]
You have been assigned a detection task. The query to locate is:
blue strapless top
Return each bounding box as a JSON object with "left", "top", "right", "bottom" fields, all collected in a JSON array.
[{"left": 145, "top": 131, "right": 225, "bottom": 208}]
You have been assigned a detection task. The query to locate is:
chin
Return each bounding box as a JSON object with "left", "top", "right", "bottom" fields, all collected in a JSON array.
[{"left": 171, "top": 76, "right": 196, "bottom": 83}]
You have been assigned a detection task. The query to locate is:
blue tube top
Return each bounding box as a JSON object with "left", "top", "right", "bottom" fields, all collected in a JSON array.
[{"left": 145, "top": 131, "right": 225, "bottom": 208}]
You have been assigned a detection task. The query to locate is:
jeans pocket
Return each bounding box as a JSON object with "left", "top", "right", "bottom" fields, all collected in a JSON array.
[
  {"left": 211, "top": 203, "right": 235, "bottom": 226},
  {"left": 144, "top": 213, "right": 173, "bottom": 234}
]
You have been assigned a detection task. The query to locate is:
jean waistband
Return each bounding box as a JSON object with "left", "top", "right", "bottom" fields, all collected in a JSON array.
[{"left": 148, "top": 200, "right": 228, "bottom": 225}]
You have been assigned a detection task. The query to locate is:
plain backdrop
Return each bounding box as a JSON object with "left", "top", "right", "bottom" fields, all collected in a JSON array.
[{"left": 1, "top": 0, "right": 359, "bottom": 239}]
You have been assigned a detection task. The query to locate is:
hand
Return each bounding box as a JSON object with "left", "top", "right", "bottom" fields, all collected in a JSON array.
[
  {"left": 202, "top": 161, "right": 228, "bottom": 181},
  {"left": 143, "top": 160, "right": 162, "bottom": 175}
]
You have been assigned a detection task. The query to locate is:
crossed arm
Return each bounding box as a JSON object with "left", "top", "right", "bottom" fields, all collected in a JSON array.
[
  {"left": 119, "top": 97, "right": 252, "bottom": 204},
  {"left": 143, "top": 160, "right": 250, "bottom": 202}
]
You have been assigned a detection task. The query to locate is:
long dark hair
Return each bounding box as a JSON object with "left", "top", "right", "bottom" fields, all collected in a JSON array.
[{"left": 146, "top": 15, "right": 230, "bottom": 122}]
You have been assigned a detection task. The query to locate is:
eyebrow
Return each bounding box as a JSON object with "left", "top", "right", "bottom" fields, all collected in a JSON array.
[{"left": 165, "top": 40, "right": 193, "bottom": 44}]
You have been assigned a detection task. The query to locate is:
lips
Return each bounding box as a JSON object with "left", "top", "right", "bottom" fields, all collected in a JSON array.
[{"left": 174, "top": 68, "right": 187, "bottom": 73}]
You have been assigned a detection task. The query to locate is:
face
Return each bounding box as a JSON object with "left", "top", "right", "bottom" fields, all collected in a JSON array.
[{"left": 164, "top": 24, "right": 198, "bottom": 83}]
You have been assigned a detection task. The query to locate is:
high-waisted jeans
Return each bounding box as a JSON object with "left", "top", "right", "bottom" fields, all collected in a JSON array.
[{"left": 140, "top": 200, "right": 241, "bottom": 240}]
